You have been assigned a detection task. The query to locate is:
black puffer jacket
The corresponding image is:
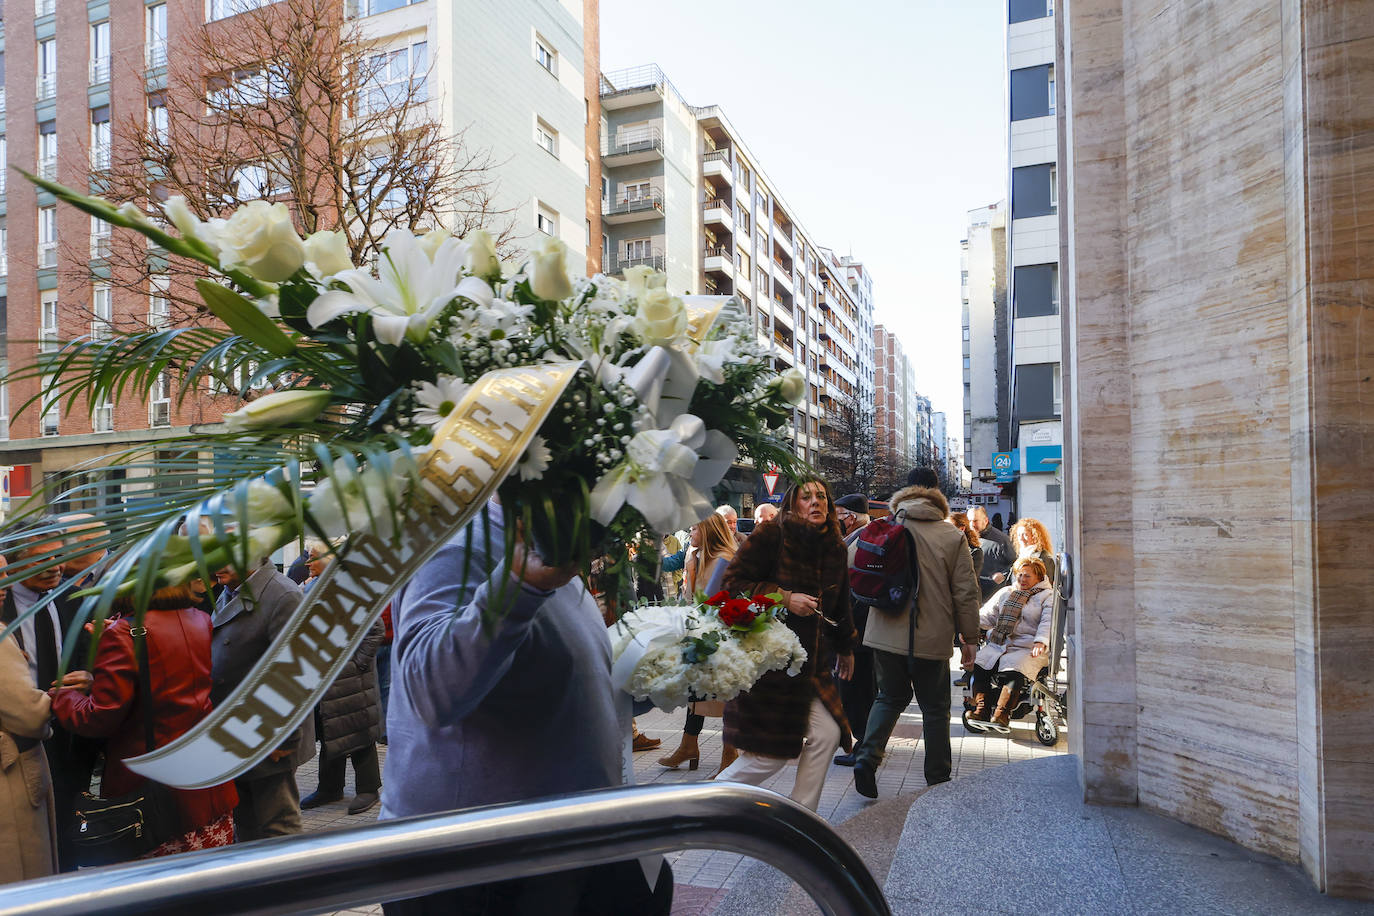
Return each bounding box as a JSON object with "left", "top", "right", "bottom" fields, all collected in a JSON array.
[{"left": 317, "top": 618, "right": 384, "bottom": 759}]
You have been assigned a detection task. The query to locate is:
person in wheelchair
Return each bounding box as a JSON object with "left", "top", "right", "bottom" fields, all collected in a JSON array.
[{"left": 966, "top": 557, "right": 1053, "bottom": 733}]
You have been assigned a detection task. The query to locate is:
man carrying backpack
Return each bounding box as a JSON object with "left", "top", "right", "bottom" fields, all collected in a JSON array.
[{"left": 852, "top": 468, "right": 982, "bottom": 797}]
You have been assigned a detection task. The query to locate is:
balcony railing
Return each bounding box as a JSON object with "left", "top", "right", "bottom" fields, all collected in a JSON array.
[
  {"left": 602, "top": 188, "right": 664, "bottom": 218},
  {"left": 702, "top": 197, "right": 732, "bottom": 211},
  {"left": 91, "top": 146, "right": 112, "bottom": 172},
  {"left": 607, "top": 251, "right": 665, "bottom": 274},
  {"left": 39, "top": 157, "right": 58, "bottom": 180},
  {"left": 39, "top": 242, "right": 57, "bottom": 269},
  {"left": 37, "top": 73, "right": 56, "bottom": 101},
  {"left": 147, "top": 41, "right": 169, "bottom": 70},
  {"left": 91, "top": 235, "right": 112, "bottom": 259},
  {"left": 601, "top": 125, "right": 663, "bottom": 159},
  {"left": 36, "top": 0, "right": 56, "bottom": 16},
  {"left": 703, "top": 148, "right": 731, "bottom": 165},
  {"left": 90, "top": 55, "right": 111, "bottom": 85}
]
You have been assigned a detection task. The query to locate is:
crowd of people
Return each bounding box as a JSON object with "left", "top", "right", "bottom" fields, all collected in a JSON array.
[
  {"left": 0, "top": 470, "right": 1060, "bottom": 915},
  {"left": 0, "top": 518, "right": 393, "bottom": 884}
]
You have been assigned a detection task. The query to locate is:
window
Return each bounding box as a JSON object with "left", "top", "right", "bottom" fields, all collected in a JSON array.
[
  {"left": 1011, "top": 164, "right": 1056, "bottom": 219},
  {"left": 364, "top": 41, "right": 427, "bottom": 114},
  {"left": 38, "top": 121, "right": 57, "bottom": 180},
  {"left": 209, "top": 65, "right": 291, "bottom": 111},
  {"left": 40, "top": 292, "right": 60, "bottom": 436},
  {"left": 1009, "top": 0, "right": 1049, "bottom": 23},
  {"left": 624, "top": 238, "right": 652, "bottom": 261},
  {"left": 1010, "top": 64, "right": 1053, "bottom": 121},
  {"left": 39, "top": 206, "right": 58, "bottom": 268},
  {"left": 37, "top": 39, "right": 57, "bottom": 100},
  {"left": 621, "top": 180, "right": 650, "bottom": 202},
  {"left": 209, "top": 0, "right": 273, "bottom": 20},
  {"left": 91, "top": 107, "right": 112, "bottom": 172},
  {"left": 963, "top": 357, "right": 971, "bottom": 369},
  {"left": 149, "top": 372, "right": 171, "bottom": 427},
  {"left": 149, "top": 97, "right": 170, "bottom": 145},
  {"left": 1015, "top": 362, "right": 1059, "bottom": 420},
  {"left": 149, "top": 274, "right": 170, "bottom": 329},
  {"left": 366, "top": 155, "right": 410, "bottom": 210},
  {"left": 362, "top": 0, "right": 425, "bottom": 14},
  {"left": 90, "top": 22, "right": 111, "bottom": 84},
  {"left": 0, "top": 362, "right": 9, "bottom": 440},
  {"left": 536, "top": 204, "right": 557, "bottom": 236},
  {"left": 736, "top": 248, "right": 750, "bottom": 277},
  {"left": 0, "top": 221, "right": 8, "bottom": 276},
  {"left": 91, "top": 216, "right": 113, "bottom": 259},
  {"left": 92, "top": 283, "right": 113, "bottom": 340},
  {"left": 962, "top": 327, "right": 971, "bottom": 341},
  {"left": 93, "top": 393, "right": 114, "bottom": 433},
  {"left": 535, "top": 38, "right": 556, "bottom": 76},
  {"left": 146, "top": 4, "right": 168, "bottom": 69},
  {"left": 585, "top": 218, "right": 590, "bottom": 247},
  {"left": 737, "top": 163, "right": 751, "bottom": 194},
  {"left": 535, "top": 120, "right": 557, "bottom": 157},
  {"left": 1015, "top": 264, "right": 1059, "bottom": 317},
  {"left": 737, "top": 207, "right": 750, "bottom": 235},
  {"left": 1050, "top": 164, "right": 1059, "bottom": 212}
]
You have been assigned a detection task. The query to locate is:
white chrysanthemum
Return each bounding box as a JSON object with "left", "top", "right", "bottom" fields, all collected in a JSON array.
[
  {"left": 516, "top": 435, "right": 551, "bottom": 481},
  {"left": 412, "top": 375, "right": 470, "bottom": 428}
]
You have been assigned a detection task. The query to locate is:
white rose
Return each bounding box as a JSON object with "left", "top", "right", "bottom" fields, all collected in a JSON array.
[
  {"left": 767, "top": 368, "right": 807, "bottom": 406},
  {"left": 631, "top": 287, "right": 688, "bottom": 346},
  {"left": 243, "top": 479, "right": 295, "bottom": 523},
  {"left": 223, "top": 389, "right": 331, "bottom": 432},
  {"left": 622, "top": 265, "right": 659, "bottom": 299},
  {"left": 217, "top": 201, "right": 307, "bottom": 283},
  {"left": 463, "top": 229, "right": 501, "bottom": 280},
  {"left": 304, "top": 230, "right": 353, "bottom": 277},
  {"left": 163, "top": 196, "right": 219, "bottom": 253},
  {"left": 529, "top": 235, "right": 573, "bottom": 301}
]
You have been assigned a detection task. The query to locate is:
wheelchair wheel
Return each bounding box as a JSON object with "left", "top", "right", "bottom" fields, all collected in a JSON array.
[
  {"left": 1035, "top": 710, "right": 1059, "bottom": 746},
  {"left": 962, "top": 709, "right": 989, "bottom": 734}
]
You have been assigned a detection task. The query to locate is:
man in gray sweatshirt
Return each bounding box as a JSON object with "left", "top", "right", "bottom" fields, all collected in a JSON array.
[{"left": 380, "top": 502, "right": 671, "bottom": 915}]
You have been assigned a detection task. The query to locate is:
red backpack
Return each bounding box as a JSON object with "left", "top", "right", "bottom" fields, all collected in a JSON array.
[{"left": 849, "top": 509, "right": 919, "bottom": 614}]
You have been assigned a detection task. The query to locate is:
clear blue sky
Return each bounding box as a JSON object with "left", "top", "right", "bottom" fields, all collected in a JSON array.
[{"left": 600, "top": 0, "right": 1008, "bottom": 440}]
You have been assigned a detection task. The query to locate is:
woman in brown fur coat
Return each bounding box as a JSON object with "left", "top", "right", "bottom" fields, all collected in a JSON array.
[{"left": 716, "top": 478, "right": 858, "bottom": 810}]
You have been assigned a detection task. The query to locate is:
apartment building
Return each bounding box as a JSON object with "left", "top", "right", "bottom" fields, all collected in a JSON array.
[
  {"left": 597, "top": 64, "right": 873, "bottom": 479},
  {"left": 960, "top": 201, "right": 1009, "bottom": 478},
  {"left": 873, "top": 325, "right": 909, "bottom": 476},
  {"left": 0, "top": 0, "right": 598, "bottom": 511},
  {"left": 1006, "top": 0, "right": 1062, "bottom": 547}
]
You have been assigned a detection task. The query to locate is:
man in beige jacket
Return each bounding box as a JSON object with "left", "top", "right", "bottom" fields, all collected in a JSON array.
[{"left": 853, "top": 468, "right": 981, "bottom": 797}]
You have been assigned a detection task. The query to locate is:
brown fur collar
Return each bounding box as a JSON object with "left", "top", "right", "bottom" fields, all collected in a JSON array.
[{"left": 887, "top": 485, "right": 949, "bottom": 518}]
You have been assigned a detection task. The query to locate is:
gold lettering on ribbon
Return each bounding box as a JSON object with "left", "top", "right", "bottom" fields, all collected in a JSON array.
[
  {"left": 683, "top": 295, "right": 734, "bottom": 343},
  {"left": 125, "top": 362, "right": 582, "bottom": 789}
]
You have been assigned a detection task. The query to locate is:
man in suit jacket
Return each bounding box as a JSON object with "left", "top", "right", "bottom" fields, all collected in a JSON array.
[
  {"left": 0, "top": 528, "right": 95, "bottom": 871},
  {"left": 211, "top": 558, "right": 312, "bottom": 841}
]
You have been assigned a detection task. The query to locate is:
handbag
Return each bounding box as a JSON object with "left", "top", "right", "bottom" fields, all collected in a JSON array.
[{"left": 67, "top": 623, "right": 179, "bottom": 866}]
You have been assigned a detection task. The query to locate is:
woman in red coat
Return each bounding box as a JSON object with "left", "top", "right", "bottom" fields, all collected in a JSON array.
[{"left": 49, "top": 581, "right": 238, "bottom": 857}]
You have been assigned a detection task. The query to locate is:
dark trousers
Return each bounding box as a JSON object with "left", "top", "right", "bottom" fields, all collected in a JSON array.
[
  {"left": 838, "top": 649, "right": 876, "bottom": 744},
  {"left": 317, "top": 743, "right": 382, "bottom": 795},
  {"left": 970, "top": 664, "right": 1030, "bottom": 697},
  {"left": 857, "top": 651, "right": 953, "bottom": 786},
  {"left": 234, "top": 769, "right": 302, "bottom": 841},
  {"left": 377, "top": 645, "right": 393, "bottom": 730},
  {"left": 382, "top": 858, "right": 673, "bottom": 916}
]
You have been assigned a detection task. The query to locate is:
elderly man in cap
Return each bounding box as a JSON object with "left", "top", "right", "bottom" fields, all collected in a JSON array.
[{"left": 832, "top": 493, "right": 875, "bottom": 765}]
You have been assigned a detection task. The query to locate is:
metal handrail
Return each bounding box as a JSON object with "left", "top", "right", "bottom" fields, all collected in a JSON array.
[{"left": 0, "top": 784, "right": 890, "bottom": 916}]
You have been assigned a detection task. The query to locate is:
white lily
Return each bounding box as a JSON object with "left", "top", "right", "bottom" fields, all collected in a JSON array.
[
  {"left": 306, "top": 453, "right": 417, "bottom": 542},
  {"left": 307, "top": 230, "right": 494, "bottom": 346}
]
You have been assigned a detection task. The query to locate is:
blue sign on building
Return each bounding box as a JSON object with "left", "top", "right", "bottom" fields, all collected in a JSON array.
[{"left": 992, "top": 451, "right": 1016, "bottom": 483}]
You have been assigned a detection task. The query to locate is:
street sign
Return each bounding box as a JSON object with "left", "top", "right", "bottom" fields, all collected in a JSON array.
[{"left": 763, "top": 472, "right": 780, "bottom": 496}]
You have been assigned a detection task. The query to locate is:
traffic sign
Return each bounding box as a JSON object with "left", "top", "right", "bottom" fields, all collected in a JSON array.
[{"left": 762, "top": 472, "right": 780, "bottom": 496}]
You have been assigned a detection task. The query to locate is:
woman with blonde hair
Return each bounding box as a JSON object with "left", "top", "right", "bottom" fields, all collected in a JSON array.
[
  {"left": 950, "top": 512, "right": 983, "bottom": 578},
  {"left": 1008, "top": 517, "right": 1056, "bottom": 587},
  {"left": 659, "top": 512, "right": 740, "bottom": 774}
]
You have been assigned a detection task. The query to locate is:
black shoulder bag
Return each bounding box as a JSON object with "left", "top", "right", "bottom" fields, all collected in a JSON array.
[{"left": 67, "top": 624, "right": 180, "bottom": 865}]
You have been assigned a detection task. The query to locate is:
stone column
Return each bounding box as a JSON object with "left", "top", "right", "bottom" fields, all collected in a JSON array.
[
  {"left": 1060, "top": 0, "right": 1138, "bottom": 805},
  {"left": 1286, "top": 0, "right": 1374, "bottom": 898}
]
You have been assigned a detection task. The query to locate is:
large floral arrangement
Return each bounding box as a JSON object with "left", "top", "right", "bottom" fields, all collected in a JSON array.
[
  {"left": 1, "top": 173, "right": 805, "bottom": 625},
  {"left": 610, "top": 591, "right": 806, "bottom": 710}
]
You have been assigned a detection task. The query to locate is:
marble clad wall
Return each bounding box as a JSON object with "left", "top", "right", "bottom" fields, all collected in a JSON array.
[{"left": 1062, "top": 0, "right": 1374, "bottom": 898}]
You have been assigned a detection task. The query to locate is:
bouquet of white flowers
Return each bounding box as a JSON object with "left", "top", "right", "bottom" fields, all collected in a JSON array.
[
  {"left": 610, "top": 591, "right": 807, "bottom": 711},
  {"left": 2, "top": 172, "right": 806, "bottom": 628}
]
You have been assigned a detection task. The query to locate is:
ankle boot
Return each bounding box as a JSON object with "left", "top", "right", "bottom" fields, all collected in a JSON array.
[
  {"left": 657, "top": 733, "right": 700, "bottom": 770},
  {"left": 969, "top": 691, "right": 991, "bottom": 722},
  {"left": 991, "top": 684, "right": 1021, "bottom": 732},
  {"left": 709, "top": 742, "right": 738, "bottom": 779}
]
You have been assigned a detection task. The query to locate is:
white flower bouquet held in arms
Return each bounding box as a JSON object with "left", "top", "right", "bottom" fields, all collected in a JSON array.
[
  {"left": 0, "top": 170, "right": 806, "bottom": 660},
  {"left": 610, "top": 590, "right": 807, "bottom": 711}
]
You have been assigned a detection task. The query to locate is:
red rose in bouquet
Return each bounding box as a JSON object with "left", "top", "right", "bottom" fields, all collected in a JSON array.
[
  {"left": 750, "top": 594, "right": 778, "bottom": 609},
  {"left": 706, "top": 590, "right": 731, "bottom": 607},
  {"left": 718, "top": 597, "right": 759, "bottom": 629}
]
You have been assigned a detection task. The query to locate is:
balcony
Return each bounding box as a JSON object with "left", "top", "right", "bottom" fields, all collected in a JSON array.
[
  {"left": 603, "top": 188, "right": 665, "bottom": 224},
  {"left": 39, "top": 242, "right": 57, "bottom": 268},
  {"left": 90, "top": 56, "right": 112, "bottom": 86},
  {"left": 702, "top": 148, "right": 733, "bottom": 185},
  {"left": 601, "top": 126, "right": 664, "bottom": 166},
  {"left": 147, "top": 41, "right": 169, "bottom": 70},
  {"left": 774, "top": 230, "right": 794, "bottom": 260},
  {"left": 772, "top": 262, "right": 794, "bottom": 296},
  {"left": 37, "top": 73, "right": 56, "bottom": 102},
  {"left": 703, "top": 246, "right": 733, "bottom": 277},
  {"left": 701, "top": 197, "right": 734, "bottom": 231},
  {"left": 606, "top": 250, "right": 666, "bottom": 275},
  {"left": 600, "top": 64, "right": 668, "bottom": 110}
]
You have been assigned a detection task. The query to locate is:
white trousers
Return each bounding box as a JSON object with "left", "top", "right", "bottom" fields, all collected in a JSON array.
[{"left": 717, "top": 697, "right": 841, "bottom": 811}]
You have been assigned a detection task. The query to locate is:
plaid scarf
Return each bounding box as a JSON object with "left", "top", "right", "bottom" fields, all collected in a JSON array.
[{"left": 990, "top": 588, "right": 1036, "bottom": 644}]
